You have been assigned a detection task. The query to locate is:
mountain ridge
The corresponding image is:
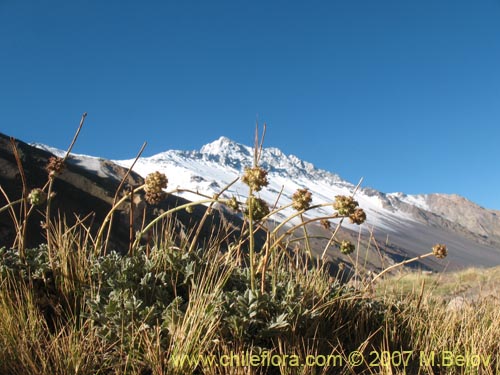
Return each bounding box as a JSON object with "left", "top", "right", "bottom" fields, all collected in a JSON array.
[
  {"left": 116, "top": 136, "right": 495, "bottom": 226},
  {"left": 32, "top": 136, "right": 500, "bottom": 270}
]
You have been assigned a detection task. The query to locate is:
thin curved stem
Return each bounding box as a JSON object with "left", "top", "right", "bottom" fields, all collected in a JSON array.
[
  {"left": 95, "top": 185, "right": 145, "bottom": 253},
  {"left": 131, "top": 198, "right": 217, "bottom": 251},
  {"left": 368, "top": 252, "right": 434, "bottom": 287}
]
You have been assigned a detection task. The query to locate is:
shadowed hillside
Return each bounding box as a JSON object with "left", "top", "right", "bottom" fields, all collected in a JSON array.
[{"left": 0, "top": 132, "right": 252, "bottom": 253}]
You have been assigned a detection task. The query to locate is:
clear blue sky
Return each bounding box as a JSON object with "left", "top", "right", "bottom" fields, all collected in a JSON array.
[{"left": 1, "top": 0, "right": 500, "bottom": 209}]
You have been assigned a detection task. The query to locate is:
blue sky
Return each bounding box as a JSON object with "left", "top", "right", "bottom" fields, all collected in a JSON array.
[{"left": 1, "top": 0, "right": 500, "bottom": 209}]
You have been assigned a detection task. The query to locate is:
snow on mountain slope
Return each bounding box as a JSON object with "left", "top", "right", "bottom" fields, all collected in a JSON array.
[
  {"left": 115, "top": 136, "right": 419, "bottom": 233},
  {"left": 388, "top": 192, "right": 430, "bottom": 211},
  {"left": 32, "top": 137, "right": 500, "bottom": 269},
  {"left": 113, "top": 137, "right": 500, "bottom": 269},
  {"left": 31, "top": 143, "right": 123, "bottom": 181}
]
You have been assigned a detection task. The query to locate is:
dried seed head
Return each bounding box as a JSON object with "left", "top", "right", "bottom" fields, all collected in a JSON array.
[
  {"left": 320, "top": 219, "right": 331, "bottom": 230},
  {"left": 292, "top": 188, "right": 313, "bottom": 211},
  {"left": 185, "top": 205, "right": 194, "bottom": 214},
  {"left": 46, "top": 156, "right": 65, "bottom": 177},
  {"left": 333, "top": 195, "right": 359, "bottom": 216},
  {"left": 339, "top": 240, "right": 355, "bottom": 255},
  {"left": 225, "top": 196, "right": 240, "bottom": 212},
  {"left": 241, "top": 167, "right": 269, "bottom": 192},
  {"left": 145, "top": 191, "right": 166, "bottom": 205},
  {"left": 144, "top": 171, "right": 168, "bottom": 205},
  {"left": 244, "top": 196, "right": 270, "bottom": 222},
  {"left": 432, "top": 243, "right": 447, "bottom": 259},
  {"left": 349, "top": 208, "right": 367, "bottom": 225},
  {"left": 28, "top": 188, "right": 47, "bottom": 206}
]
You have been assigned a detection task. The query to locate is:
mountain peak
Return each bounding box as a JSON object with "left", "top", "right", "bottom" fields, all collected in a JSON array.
[
  {"left": 200, "top": 136, "right": 231, "bottom": 153},
  {"left": 200, "top": 136, "right": 251, "bottom": 157}
]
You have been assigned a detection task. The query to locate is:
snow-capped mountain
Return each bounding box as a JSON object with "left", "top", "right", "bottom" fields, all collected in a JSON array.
[
  {"left": 114, "top": 136, "right": 500, "bottom": 270},
  {"left": 116, "top": 137, "right": 409, "bottom": 230},
  {"left": 32, "top": 137, "right": 500, "bottom": 271}
]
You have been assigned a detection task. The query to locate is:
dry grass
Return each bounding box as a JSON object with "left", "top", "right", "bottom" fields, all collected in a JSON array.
[
  {"left": 376, "top": 266, "right": 500, "bottom": 301},
  {"left": 0, "top": 276, "right": 107, "bottom": 375},
  {"left": 372, "top": 268, "right": 500, "bottom": 374}
]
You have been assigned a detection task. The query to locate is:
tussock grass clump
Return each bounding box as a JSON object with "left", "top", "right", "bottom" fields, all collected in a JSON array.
[
  {"left": 378, "top": 278, "right": 500, "bottom": 375},
  {"left": 1, "top": 119, "right": 498, "bottom": 374}
]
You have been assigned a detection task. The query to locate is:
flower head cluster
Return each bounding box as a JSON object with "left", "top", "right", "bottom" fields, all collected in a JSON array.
[
  {"left": 28, "top": 188, "right": 47, "bottom": 206},
  {"left": 339, "top": 240, "right": 355, "bottom": 255},
  {"left": 432, "top": 243, "right": 447, "bottom": 259},
  {"left": 349, "top": 208, "right": 367, "bottom": 225},
  {"left": 292, "top": 188, "right": 312, "bottom": 211},
  {"left": 320, "top": 219, "right": 331, "bottom": 230},
  {"left": 46, "top": 156, "right": 65, "bottom": 177},
  {"left": 333, "top": 195, "right": 358, "bottom": 216},
  {"left": 241, "top": 167, "right": 268, "bottom": 192},
  {"left": 333, "top": 195, "right": 366, "bottom": 225},
  {"left": 144, "top": 172, "right": 168, "bottom": 205},
  {"left": 225, "top": 196, "right": 240, "bottom": 212},
  {"left": 244, "top": 196, "right": 270, "bottom": 222}
]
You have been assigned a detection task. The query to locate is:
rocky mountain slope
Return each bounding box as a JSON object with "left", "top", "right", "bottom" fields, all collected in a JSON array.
[
  {"left": 26, "top": 135, "right": 500, "bottom": 271},
  {"left": 114, "top": 136, "right": 500, "bottom": 271}
]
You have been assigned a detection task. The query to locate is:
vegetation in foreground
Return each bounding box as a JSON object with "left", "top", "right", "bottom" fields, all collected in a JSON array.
[{"left": 0, "top": 118, "right": 499, "bottom": 375}]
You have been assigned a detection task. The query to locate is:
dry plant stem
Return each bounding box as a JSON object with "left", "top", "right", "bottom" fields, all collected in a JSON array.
[
  {"left": 248, "top": 193, "right": 256, "bottom": 292},
  {"left": 131, "top": 198, "right": 217, "bottom": 251},
  {"left": 368, "top": 227, "right": 387, "bottom": 270},
  {"left": 260, "top": 231, "right": 271, "bottom": 293},
  {"left": 45, "top": 177, "right": 55, "bottom": 265},
  {"left": 350, "top": 229, "right": 367, "bottom": 279},
  {"left": 287, "top": 234, "right": 335, "bottom": 245},
  {"left": 46, "top": 113, "right": 87, "bottom": 265},
  {"left": 94, "top": 185, "right": 145, "bottom": 253},
  {"left": 0, "top": 186, "right": 24, "bottom": 260},
  {"left": 0, "top": 197, "right": 24, "bottom": 215},
  {"left": 128, "top": 187, "right": 135, "bottom": 257},
  {"left": 368, "top": 252, "right": 435, "bottom": 287},
  {"left": 244, "top": 123, "right": 269, "bottom": 292},
  {"left": 103, "top": 141, "right": 146, "bottom": 253},
  {"left": 416, "top": 279, "right": 425, "bottom": 309},
  {"left": 253, "top": 122, "right": 266, "bottom": 166},
  {"left": 168, "top": 188, "right": 213, "bottom": 199},
  {"left": 321, "top": 217, "right": 345, "bottom": 261},
  {"left": 260, "top": 203, "right": 339, "bottom": 256},
  {"left": 9, "top": 138, "right": 28, "bottom": 255},
  {"left": 300, "top": 213, "right": 313, "bottom": 259},
  {"left": 62, "top": 112, "right": 87, "bottom": 162},
  {"left": 271, "top": 184, "right": 285, "bottom": 212},
  {"left": 72, "top": 211, "right": 96, "bottom": 249},
  {"left": 266, "top": 202, "right": 331, "bottom": 238},
  {"left": 187, "top": 177, "right": 239, "bottom": 254}
]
